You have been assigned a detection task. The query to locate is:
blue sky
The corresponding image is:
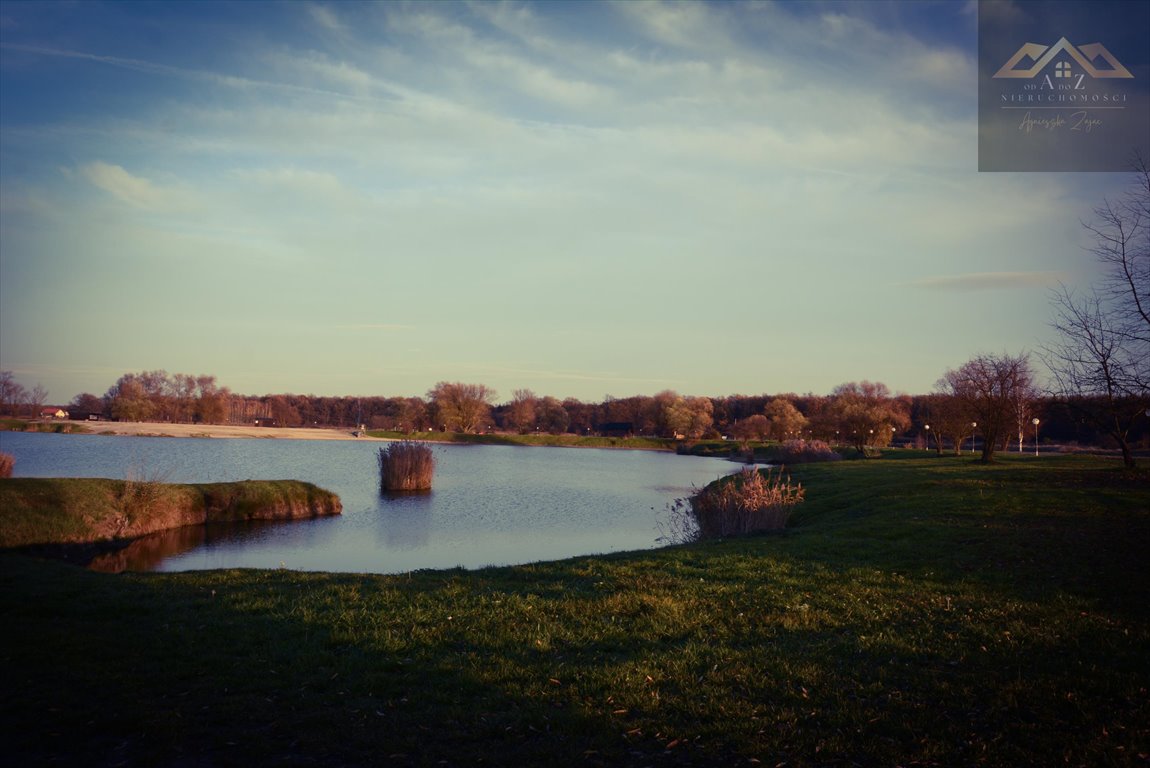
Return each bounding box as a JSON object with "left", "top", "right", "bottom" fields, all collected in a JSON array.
[{"left": 0, "top": 1, "right": 1133, "bottom": 403}]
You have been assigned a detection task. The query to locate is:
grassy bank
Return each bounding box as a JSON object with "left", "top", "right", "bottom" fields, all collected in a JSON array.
[
  {"left": 0, "top": 478, "right": 342, "bottom": 548},
  {"left": 367, "top": 429, "right": 676, "bottom": 451},
  {"left": 1, "top": 454, "right": 1147, "bottom": 766},
  {"left": 1, "top": 417, "right": 90, "bottom": 434}
]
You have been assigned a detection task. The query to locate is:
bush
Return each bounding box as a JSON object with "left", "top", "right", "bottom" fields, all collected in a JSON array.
[
  {"left": 378, "top": 441, "right": 435, "bottom": 492},
  {"left": 766, "top": 439, "right": 842, "bottom": 464},
  {"left": 0, "top": 452, "right": 13, "bottom": 478},
  {"left": 665, "top": 467, "right": 804, "bottom": 542}
]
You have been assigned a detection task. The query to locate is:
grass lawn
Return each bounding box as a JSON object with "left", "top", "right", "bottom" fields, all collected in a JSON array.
[{"left": 1, "top": 453, "right": 1147, "bottom": 766}]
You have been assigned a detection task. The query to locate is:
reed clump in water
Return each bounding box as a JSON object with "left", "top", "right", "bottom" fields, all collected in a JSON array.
[
  {"left": 377, "top": 441, "right": 435, "bottom": 492},
  {"left": 666, "top": 466, "right": 804, "bottom": 542}
]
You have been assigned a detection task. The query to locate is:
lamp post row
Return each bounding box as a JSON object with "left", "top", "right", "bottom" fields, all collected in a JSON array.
[{"left": 916, "top": 420, "right": 1042, "bottom": 456}]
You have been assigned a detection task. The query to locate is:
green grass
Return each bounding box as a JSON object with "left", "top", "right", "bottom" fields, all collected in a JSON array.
[
  {"left": 367, "top": 429, "right": 675, "bottom": 451},
  {"left": 1, "top": 454, "right": 1147, "bottom": 766}
]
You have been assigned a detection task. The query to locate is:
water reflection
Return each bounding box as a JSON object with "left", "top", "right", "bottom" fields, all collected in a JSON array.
[
  {"left": 88, "top": 520, "right": 302, "bottom": 573},
  {"left": 0, "top": 432, "right": 743, "bottom": 574},
  {"left": 377, "top": 493, "right": 433, "bottom": 550},
  {"left": 88, "top": 525, "right": 204, "bottom": 572}
]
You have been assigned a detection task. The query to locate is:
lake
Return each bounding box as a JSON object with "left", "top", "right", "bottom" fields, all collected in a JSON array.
[{"left": 0, "top": 432, "right": 742, "bottom": 574}]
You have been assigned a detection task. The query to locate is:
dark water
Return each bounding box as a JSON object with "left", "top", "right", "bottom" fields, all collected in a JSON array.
[{"left": 0, "top": 432, "right": 740, "bottom": 573}]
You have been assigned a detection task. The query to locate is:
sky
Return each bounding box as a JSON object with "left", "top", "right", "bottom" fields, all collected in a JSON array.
[{"left": 0, "top": 0, "right": 1138, "bottom": 404}]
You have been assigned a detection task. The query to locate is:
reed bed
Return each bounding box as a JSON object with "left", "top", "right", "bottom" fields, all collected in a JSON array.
[
  {"left": 0, "top": 452, "right": 13, "bottom": 479},
  {"left": 769, "top": 438, "right": 842, "bottom": 463},
  {"left": 668, "top": 466, "right": 804, "bottom": 541},
  {"left": 377, "top": 441, "right": 435, "bottom": 492}
]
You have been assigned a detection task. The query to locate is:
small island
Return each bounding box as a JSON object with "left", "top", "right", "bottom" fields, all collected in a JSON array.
[{"left": 0, "top": 477, "right": 342, "bottom": 555}]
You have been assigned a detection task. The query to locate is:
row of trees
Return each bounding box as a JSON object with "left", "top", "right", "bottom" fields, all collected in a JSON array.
[{"left": 4, "top": 363, "right": 1145, "bottom": 457}]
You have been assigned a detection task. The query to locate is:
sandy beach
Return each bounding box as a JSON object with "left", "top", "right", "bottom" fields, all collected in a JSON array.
[{"left": 62, "top": 420, "right": 390, "bottom": 441}]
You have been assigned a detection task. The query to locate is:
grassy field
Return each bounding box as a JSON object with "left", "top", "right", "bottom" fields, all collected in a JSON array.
[{"left": 1, "top": 453, "right": 1147, "bottom": 766}]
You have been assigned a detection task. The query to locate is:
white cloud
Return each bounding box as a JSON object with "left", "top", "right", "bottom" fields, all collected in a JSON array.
[
  {"left": 307, "top": 3, "right": 344, "bottom": 33},
  {"left": 904, "top": 271, "right": 1067, "bottom": 292},
  {"left": 615, "top": 0, "right": 735, "bottom": 52},
  {"left": 266, "top": 50, "right": 376, "bottom": 95},
  {"left": 78, "top": 162, "right": 190, "bottom": 209}
]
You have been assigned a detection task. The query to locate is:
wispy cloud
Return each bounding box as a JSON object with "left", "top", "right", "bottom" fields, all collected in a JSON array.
[
  {"left": 306, "top": 3, "right": 345, "bottom": 33},
  {"left": 1, "top": 42, "right": 379, "bottom": 103},
  {"left": 334, "top": 324, "right": 414, "bottom": 331},
  {"left": 904, "top": 271, "right": 1067, "bottom": 292},
  {"left": 0, "top": 2, "right": 1121, "bottom": 401},
  {"left": 78, "top": 162, "right": 191, "bottom": 210}
]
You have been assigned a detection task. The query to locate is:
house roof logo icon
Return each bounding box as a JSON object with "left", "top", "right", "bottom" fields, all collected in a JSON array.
[{"left": 993, "top": 37, "right": 1133, "bottom": 79}]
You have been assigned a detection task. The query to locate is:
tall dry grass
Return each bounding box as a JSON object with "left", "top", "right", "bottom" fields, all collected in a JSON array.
[
  {"left": 0, "top": 452, "right": 14, "bottom": 478},
  {"left": 667, "top": 466, "right": 804, "bottom": 542},
  {"left": 769, "top": 439, "right": 842, "bottom": 464},
  {"left": 378, "top": 441, "right": 435, "bottom": 492}
]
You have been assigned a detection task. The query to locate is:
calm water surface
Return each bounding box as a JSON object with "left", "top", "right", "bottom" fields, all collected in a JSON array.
[{"left": 0, "top": 432, "right": 740, "bottom": 574}]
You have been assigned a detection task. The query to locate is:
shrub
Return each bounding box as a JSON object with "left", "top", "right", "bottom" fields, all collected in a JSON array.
[
  {"left": 0, "top": 452, "right": 13, "bottom": 478},
  {"left": 767, "top": 439, "right": 842, "bottom": 464},
  {"left": 665, "top": 467, "right": 804, "bottom": 542},
  {"left": 378, "top": 441, "right": 435, "bottom": 492}
]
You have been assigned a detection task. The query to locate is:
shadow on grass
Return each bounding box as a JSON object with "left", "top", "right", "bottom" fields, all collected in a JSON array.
[
  {"left": 5, "top": 551, "right": 1146, "bottom": 767},
  {"left": 3, "top": 454, "right": 1147, "bottom": 766}
]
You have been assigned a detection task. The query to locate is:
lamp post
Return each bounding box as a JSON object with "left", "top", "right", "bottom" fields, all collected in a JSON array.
[
  {"left": 971, "top": 422, "right": 977, "bottom": 454},
  {"left": 1032, "top": 417, "right": 1040, "bottom": 456},
  {"left": 924, "top": 424, "right": 930, "bottom": 452}
]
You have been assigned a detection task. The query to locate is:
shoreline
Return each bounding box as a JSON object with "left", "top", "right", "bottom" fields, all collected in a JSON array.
[
  {"left": 19, "top": 420, "right": 683, "bottom": 452},
  {"left": 47, "top": 420, "right": 390, "bottom": 441}
]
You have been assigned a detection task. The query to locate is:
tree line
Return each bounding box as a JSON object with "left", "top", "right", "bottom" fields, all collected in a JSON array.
[{"left": 4, "top": 362, "right": 1143, "bottom": 463}]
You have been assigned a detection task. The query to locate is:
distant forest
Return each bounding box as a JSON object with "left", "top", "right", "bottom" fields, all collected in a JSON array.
[{"left": 4, "top": 368, "right": 1145, "bottom": 454}]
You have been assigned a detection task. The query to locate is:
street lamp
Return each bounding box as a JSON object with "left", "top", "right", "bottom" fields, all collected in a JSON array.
[
  {"left": 924, "top": 423, "right": 930, "bottom": 451},
  {"left": 1032, "top": 417, "right": 1040, "bottom": 456},
  {"left": 970, "top": 422, "right": 977, "bottom": 454}
]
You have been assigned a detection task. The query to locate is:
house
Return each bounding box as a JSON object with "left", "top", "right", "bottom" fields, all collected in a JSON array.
[{"left": 39, "top": 408, "right": 69, "bottom": 420}]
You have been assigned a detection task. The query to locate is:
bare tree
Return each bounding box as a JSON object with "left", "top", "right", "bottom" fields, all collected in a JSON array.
[
  {"left": 507, "top": 389, "right": 537, "bottom": 434},
  {"left": 1043, "top": 158, "right": 1149, "bottom": 468},
  {"left": 106, "top": 373, "right": 155, "bottom": 422},
  {"left": 28, "top": 383, "right": 48, "bottom": 418},
  {"left": 824, "top": 381, "right": 910, "bottom": 455},
  {"left": 919, "top": 392, "right": 973, "bottom": 455},
  {"left": 0, "top": 371, "right": 28, "bottom": 417},
  {"left": 939, "top": 353, "right": 1036, "bottom": 463},
  {"left": 428, "top": 382, "right": 496, "bottom": 433}
]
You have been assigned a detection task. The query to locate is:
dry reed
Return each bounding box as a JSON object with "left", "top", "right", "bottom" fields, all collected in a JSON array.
[
  {"left": 771, "top": 439, "right": 841, "bottom": 463},
  {"left": 378, "top": 441, "right": 435, "bottom": 492},
  {"left": 0, "top": 452, "right": 13, "bottom": 478},
  {"left": 668, "top": 466, "right": 804, "bottom": 541}
]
